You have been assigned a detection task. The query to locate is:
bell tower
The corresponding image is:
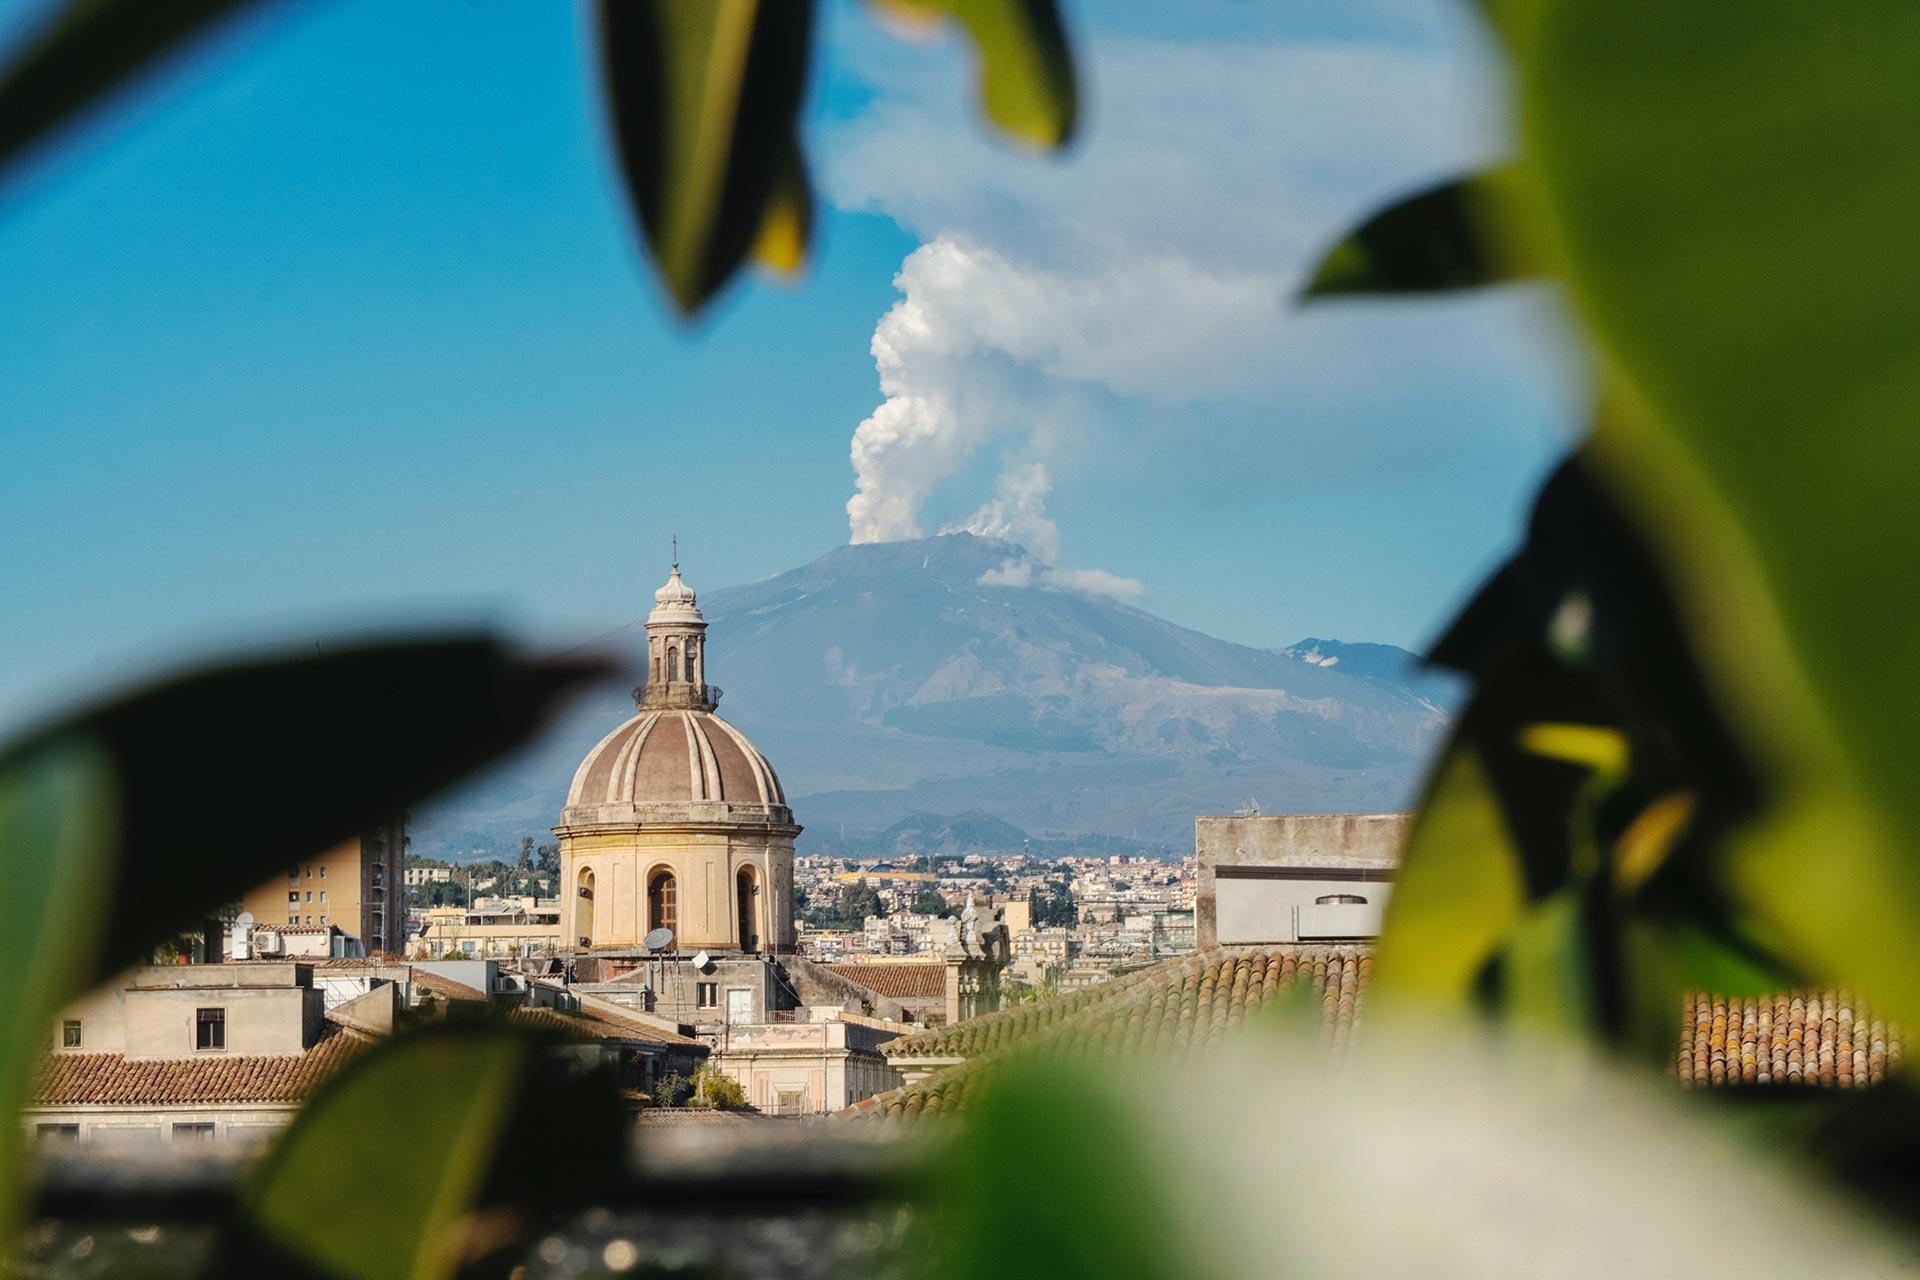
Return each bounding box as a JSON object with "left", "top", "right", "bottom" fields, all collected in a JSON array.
[{"left": 638, "top": 551, "right": 717, "bottom": 711}]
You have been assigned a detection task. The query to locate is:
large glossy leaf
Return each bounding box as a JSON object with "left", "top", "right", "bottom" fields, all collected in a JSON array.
[
  {"left": 243, "top": 1023, "right": 627, "bottom": 1280},
  {"left": 597, "top": 0, "right": 816, "bottom": 315},
  {"left": 1380, "top": 455, "right": 1794, "bottom": 1052},
  {"left": 1303, "top": 171, "right": 1524, "bottom": 298},
  {"left": 0, "top": 637, "right": 608, "bottom": 982},
  {"left": 940, "top": 1057, "right": 1181, "bottom": 1280},
  {"left": 874, "top": 0, "right": 1076, "bottom": 149},
  {"left": 1520, "top": 3, "right": 1920, "bottom": 1013},
  {"left": 1371, "top": 740, "right": 1526, "bottom": 1009},
  {"left": 0, "top": 737, "right": 116, "bottom": 1241},
  {"left": 0, "top": 0, "right": 267, "bottom": 186},
  {"left": 0, "top": 638, "right": 602, "bottom": 1251}
]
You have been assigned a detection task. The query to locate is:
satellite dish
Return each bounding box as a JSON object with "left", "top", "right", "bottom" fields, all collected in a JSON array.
[
  {"left": 643, "top": 927, "right": 675, "bottom": 952},
  {"left": 235, "top": 911, "right": 255, "bottom": 930},
  {"left": 691, "top": 951, "right": 711, "bottom": 971}
]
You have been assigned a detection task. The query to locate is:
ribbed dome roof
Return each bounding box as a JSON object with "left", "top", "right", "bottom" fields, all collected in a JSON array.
[{"left": 566, "top": 708, "right": 785, "bottom": 810}]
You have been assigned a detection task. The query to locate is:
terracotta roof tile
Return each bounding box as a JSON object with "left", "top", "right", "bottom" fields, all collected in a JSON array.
[
  {"left": 823, "top": 963, "right": 947, "bottom": 1001},
  {"left": 1675, "top": 990, "right": 1904, "bottom": 1089},
  {"left": 31, "top": 1023, "right": 369, "bottom": 1107},
  {"left": 855, "top": 946, "right": 1369, "bottom": 1120},
  {"left": 506, "top": 1005, "right": 704, "bottom": 1048},
  {"left": 856, "top": 948, "right": 1908, "bottom": 1120},
  {"left": 411, "top": 971, "right": 488, "bottom": 1003}
]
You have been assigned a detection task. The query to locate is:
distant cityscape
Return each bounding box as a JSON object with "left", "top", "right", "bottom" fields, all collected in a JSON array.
[
  {"left": 27, "top": 562, "right": 1403, "bottom": 1149},
  {"left": 399, "top": 846, "right": 1200, "bottom": 995}
]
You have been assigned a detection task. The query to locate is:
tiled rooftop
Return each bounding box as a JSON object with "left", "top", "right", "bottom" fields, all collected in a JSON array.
[
  {"left": 410, "top": 971, "right": 488, "bottom": 1003},
  {"left": 855, "top": 946, "right": 1367, "bottom": 1119},
  {"left": 822, "top": 963, "right": 947, "bottom": 1001},
  {"left": 31, "top": 1023, "right": 371, "bottom": 1107},
  {"left": 1676, "top": 990, "right": 1903, "bottom": 1088},
  {"left": 507, "top": 1004, "right": 705, "bottom": 1048},
  {"left": 855, "top": 946, "right": 1910, "bottom": 1120}
]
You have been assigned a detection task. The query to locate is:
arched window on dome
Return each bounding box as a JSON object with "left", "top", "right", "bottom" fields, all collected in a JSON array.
[
  {"left": 666, "top": 646, "right": 679, "bottom": 682},
  {"left": 648, "top": 869, "right": 678, "bottom": 937},
  {"left": 736, "top": 866, "right": 759, "bottom": 952},
  {"left": 576, "top": 867, "right": 595, "bottom": 947},
  {"left": 684, "top": 643, "right": 697, "bottom": 683}
]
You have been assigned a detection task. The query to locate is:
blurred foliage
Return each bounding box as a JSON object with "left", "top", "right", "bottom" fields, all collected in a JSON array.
[
  {"left": 871, "top": 0, "right": 1076, "bottom": 148},
  {"left": 1318, "top": 0, "right": 1920, "bottom": 1081},
  {"left": 248, "top": 1024, "right": 626, "bottom": 1280},
  {"left": 8, "top": 0, "right": 1920, "bottom": 1276},
  {"left": 0, "top": 0, "right": 266, "bottom": 179},
  {"left": 944, "top": 1034, "right": 1920, "bottom": 1279},
  {"left": 592, "top": 0, "right": 1076, "bottom": 314},
  {"left": 0, "top": 639, "right": 602, "bottom": 1247},
  {"left": 938, "top": 1058, "right": 1180, "bottom": 1280},
  {"left": 1372, "top": 457, "right": 1790, "bottom": 1056},
  {"left": 1303, "top": 170, "right": 1523, "bottom": 297}
]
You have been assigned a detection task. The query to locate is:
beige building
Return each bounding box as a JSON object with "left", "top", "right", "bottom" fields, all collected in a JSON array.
[
  {"left": 1194, "top": 812, "right": 1409, "bottom": 948},
  {"left": 27, "top": 963, "right": 380, "bottom": 1150},
  {"left": 557, "top": 563, "right": 797, "bottom": 956},
  {"left": 240, "top": 819, "right": 407, "bottom": 957},
  {"left": 714, "top": 1013, "right": 905, "bottom": 1115},
  {"left": 415, "top": 897, "right": 562, "bottom": 960},
  {"left": 28, "top": 960, "right": 716, "bottom": 1149}
]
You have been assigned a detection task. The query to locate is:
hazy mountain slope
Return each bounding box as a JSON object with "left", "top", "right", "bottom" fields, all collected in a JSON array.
[{"left": 411, "top": 533, "right": 1460, "bottom": 857}]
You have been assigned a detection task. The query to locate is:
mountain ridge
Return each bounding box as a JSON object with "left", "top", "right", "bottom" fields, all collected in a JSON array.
[{"left": 410, "top": 533, "right": 1459, "bottom": 858}]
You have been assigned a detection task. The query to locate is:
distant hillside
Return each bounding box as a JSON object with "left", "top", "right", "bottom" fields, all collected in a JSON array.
[
  {"left": 411, "top": 533, "right": 1461, "bottom": 858},
  {"left": 832, "top": 810, "right": 1159, "bottom": 860}
]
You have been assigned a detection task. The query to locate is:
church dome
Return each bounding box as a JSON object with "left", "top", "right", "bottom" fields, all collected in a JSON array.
[
  {"left": 566, "top": 707, "right": 786, "bottom": 810},
  {"left": 556, "top": 554, "right": 800, "bottom": 957}
]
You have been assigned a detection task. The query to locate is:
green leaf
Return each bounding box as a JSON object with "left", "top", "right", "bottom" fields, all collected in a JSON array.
[
  {"left": 1372, "top": 741, "right": 1527, "bottom": 1009},
  {"left": 874, "top": 0, "right": 1077, "bottom": 148},
  {"left": 1303, "top": 171, "right": 1523, "bottom": 298},
  {"left": 0, "top": 0, "right": 266, "bottom": 187},
  {"left": 247, "top": 1026, "right": 534, "bottom": 1280},
  {"left": 0, "top": 636, "right": 608, "bottom": 982},
  {"left": 597, "top": 0, "right": 816, "bottom": 315},
  {"left": 0, "top": 736, "right": 116, "bottom": 1241},
  {"left": 1500, "top": 889, "right": 1595, "bottom": 1040},
  {"left": 1520, "top": 2, "right": 1920, "bottom": 1017},
  {"left": 940, "top": 1057, "right": 1183, "bottom": 1280},
  {"left": 1619, "top": 915, "right": 1791, "bottom": 1064}
]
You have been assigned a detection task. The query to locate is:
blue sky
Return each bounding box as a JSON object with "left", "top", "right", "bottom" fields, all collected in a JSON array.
[{"left": 0, "top": 0, "right": 1577, "bottom": 727}]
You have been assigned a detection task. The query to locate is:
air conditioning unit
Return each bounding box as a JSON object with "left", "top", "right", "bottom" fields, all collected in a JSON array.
[{"left": 252, "top": 930, "right": 283, "bottom": 956}]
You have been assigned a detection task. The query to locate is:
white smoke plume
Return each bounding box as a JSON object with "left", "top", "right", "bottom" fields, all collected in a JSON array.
[
  {"left": 833, "top": 10, "right": 1541, "bottom": 609},
  {"left": 843, "top": 233, "right": 1300, "bottom": 553},
  {"left": 845, "top": 237, "right": 1046, "bottom": 546},
  {"left": 949, "top": 460, "right": 1059, "bottom": 562}
]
